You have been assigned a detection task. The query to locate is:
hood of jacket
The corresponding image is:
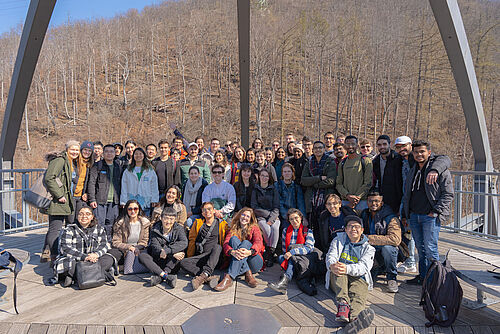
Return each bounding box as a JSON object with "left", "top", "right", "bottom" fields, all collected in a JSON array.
[{"left": 45, "top": 151, "right": 66, "bottom": 162}]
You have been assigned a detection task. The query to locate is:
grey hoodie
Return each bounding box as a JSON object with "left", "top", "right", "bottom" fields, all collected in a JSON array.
[{"left": 325, "top": 232, "right": 375, "bottom": 290}]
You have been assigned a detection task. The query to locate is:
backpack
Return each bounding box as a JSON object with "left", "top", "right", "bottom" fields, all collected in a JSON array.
[
  {"left": 420, "top": 256, "right": 463, "bottom": 327},
  {"left": 0, "top": 248, "right": 24, "bottom": 314}
]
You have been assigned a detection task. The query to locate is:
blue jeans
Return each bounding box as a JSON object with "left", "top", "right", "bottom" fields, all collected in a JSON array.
[
  {"left": 186, "top": 214, "right": 201, "bottom": 229},
  {"left": 278, "top": 255, "right": 295, "bottom": 279},
  {"left": 227, "top": 236, "right": 263, "bottom": 279},
  {"left": 342, "top": 200, "right": 368, "bottom": 212},
  {"left": 95, "top": 202, "right": 119, "bottom": 241},
  {"left": 409, "top": 213, "right": 440, "bottom": 278},
  {"left": 372, "top": 245, "right": 398, "bottom": 280}
]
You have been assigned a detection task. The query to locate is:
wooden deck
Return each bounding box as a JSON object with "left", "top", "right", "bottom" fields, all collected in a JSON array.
[{"left": 0, "top": 228, "right": 499, "bottom": 334}]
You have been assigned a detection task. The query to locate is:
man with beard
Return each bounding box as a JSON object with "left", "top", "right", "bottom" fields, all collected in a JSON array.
[
  {"left": 336, "top": 136, "right": 373, "bottom": 212},
  {"left": 333, "top": 143, "right": 347, "bottom": 171},
  {"left": 324, "top": 132, "right": 336, "bottom": 156}
]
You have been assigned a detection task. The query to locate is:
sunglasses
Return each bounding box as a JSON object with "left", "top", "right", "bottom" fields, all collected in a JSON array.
[
  {"left": 127, "top": 207, "right": 139, "bottom": 212},
  {"left": 213, "top": 171, "right": 224, "bottom": 174},
  {"left": 360, "top": 145, "right": 371, "bottom": 149}
]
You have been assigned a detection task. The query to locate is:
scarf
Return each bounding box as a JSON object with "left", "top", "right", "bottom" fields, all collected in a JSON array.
[
  {"left": 183, "top": 177, "right": 203, "bottom": 209},
  {"left": 280, "top": 224, "right": 306, "bottom": 270},
  {"left": 230, "top": 162, "right": 240, "bottom": 184}
]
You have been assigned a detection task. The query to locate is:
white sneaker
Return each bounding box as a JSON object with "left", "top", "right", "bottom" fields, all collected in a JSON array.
[{"left": 397, "top": 262, "right": 417, "bottom": 273}]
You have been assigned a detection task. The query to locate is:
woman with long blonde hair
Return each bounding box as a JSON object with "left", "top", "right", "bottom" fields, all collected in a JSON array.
[{"left": 214, "top": 208, "right": 264, "bottom": 291}]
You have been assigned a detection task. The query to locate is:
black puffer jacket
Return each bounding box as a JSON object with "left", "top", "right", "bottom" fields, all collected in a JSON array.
[
  {"left": 251, "top": 183, "right": 280, "bottom": 223},
  {"left": 148, "top": 221, "right": 188, "bottom": 259},
  {"left": 316, "top": 206, "right": 356, "bottom": 254}
]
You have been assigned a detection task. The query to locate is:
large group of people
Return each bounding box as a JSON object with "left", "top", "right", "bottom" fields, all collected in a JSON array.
[{"left": 40, "top": 127, "right": 453, "bottom": 333}]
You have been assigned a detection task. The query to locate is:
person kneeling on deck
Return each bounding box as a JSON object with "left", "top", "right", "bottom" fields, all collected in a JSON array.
[
  {"left": 268, "top": 209, "right": 315, "bottom": 295},
  {"left": 326, "top": 215, "right": 375, "bottom": 332},
  {"left": 139, "top": 207, "right": 188, "bottom": 288},
  {"left": 180, "top": 201, "right": 228, "bottom": 290},
  {"left": 360, "top": 192, "right": 401, "bottom": 293},
  {"left": 214, "top": 208, "right": 264, "bottom": 291}
]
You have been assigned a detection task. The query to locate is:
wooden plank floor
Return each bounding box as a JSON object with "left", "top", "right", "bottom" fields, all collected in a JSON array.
[{"left": 0, "top": 228, "right": 499, "bottom": 333}]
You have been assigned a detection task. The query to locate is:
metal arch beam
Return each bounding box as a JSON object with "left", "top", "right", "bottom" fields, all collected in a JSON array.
[
  {"left": 237, "top": 0, "right": 250, "bottom": 149},
  {"left": 429, "top": 0, "right": 493, "bottom": 172},
  {"left": 0, "top": 0, "right": 56, "bottom": 162}
]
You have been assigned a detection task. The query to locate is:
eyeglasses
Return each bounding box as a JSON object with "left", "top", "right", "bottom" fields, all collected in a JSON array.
[
  {"left": 360, "top": 145, "right": 371, "bottom": 149},
  {"left": 313, "top": 146, "right": 324, "bottom": 150},
  {"left": 78, "top": 211, "right": 93, "bottom": 217},
  {"left": 127, "top": 207, "right": 139, "bottom": 212},
  {"left": 346, "top": 225, "right": 362, "bottom": 230},
  {"left": 212, "top": 171, "right": 224, "bottom": 174}
]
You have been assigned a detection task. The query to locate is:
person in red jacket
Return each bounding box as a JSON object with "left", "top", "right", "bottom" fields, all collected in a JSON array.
[{"left": 214, "top": 208, "right": 264, "bottom": 291}]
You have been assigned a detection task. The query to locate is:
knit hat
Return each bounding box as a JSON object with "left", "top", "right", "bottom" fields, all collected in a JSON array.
[
  {"left": 344, "top": 215, "right": 363, "bottom": 226},
  {"left": 81, "top": 140, "right": 94, "bottom": 151},
  {"left": 293, "top": 144, "right": 304, "bottom": 153},
  {"left": 394, "top": 136, "right": 412, "bottom": 145}
]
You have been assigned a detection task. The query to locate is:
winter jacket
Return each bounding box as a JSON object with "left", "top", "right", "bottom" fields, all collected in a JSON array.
[
  {"left": 112, "top": 216, "right": 151, "bottom": 253},
  {"left": 87, "top": 160, "right": 123, "bottom": 205},
  {"left": 148, "top": 220, "right": 188, "bottom": 259},
  {"left": 43, "top": 151, "right": 74, "bottom": 216},
  {"left": 277, "top": 180, "right": 306, "bottom": 218},
  {"left": 182, "top": 178, "right": 208, "bottom": 215},
  {"left": 251, "top": 183, "right": 280, "bottom": 223},
  {"left": 175, "top": 157, "right": 211, "bottom": 188},
  {"left": 336, "top": 154, "right": 373, "bottom": 201},
  {"left": 152, "top": 158, "right": 179, "bottom": 196},
  {"left": 301, "top": 155, "right": 337, "bottom": 213},
  {"left": 53, "top": 222, "right": 110, "bottom": 275},
  {"left": 273, "top": 159, "right": 285, "bottom": 181},
  {"left": 360, "top": 205, "right": 401, "bottom": 247},
  {"left": 316, "top": 206, "right": 356, "bottom": 254},
  {"left": 120, "top": 167, "right": 159, "bottom": 209},
  {"left": 289, "top": 156, "right": 308, "bottom": 187},
  {"left": 402, "top": 154, "right": 454, "bottom": 225},
  {"left": 187, "top": 218, "right": 228, "bottom": 257},
  {"left": 233, "top": 181, "right": 255, "bottom": 212},
  {"left": 325, "top": 232, "right": 375, "bottom": 290},
  {"left": 372, "top": 150, "right": 403, "bottom": 214},
  {"left": 223, "top": 224, "right": 265, "bottom": 263}
]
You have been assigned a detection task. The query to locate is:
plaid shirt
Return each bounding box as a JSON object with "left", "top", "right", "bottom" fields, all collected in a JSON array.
[{"left": 281, "top": 227, "right": 315, "bottom": 255}]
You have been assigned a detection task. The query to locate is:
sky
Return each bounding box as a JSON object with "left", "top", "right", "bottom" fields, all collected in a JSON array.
[{"left": 0, "top": 0, "right": 163, "bottom": 35}]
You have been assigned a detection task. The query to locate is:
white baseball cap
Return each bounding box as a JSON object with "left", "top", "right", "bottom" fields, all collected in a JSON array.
[{"left": 394, "top": 136, "right": 412, "bottom": 145}]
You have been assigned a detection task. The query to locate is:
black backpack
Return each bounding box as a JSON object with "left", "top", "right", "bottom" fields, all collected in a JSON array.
[{"left": 420, "top": 257, "right": 463, "bottom": 327}]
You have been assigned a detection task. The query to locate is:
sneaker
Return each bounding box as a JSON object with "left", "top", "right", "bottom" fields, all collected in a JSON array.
[
  {"left": 406, "top": 276, "right": 423, "bottom": 286},
  {"left": 397, "top": 262, "right": 417, "bottom": 273},
  {"left": 344, "top": 308, "right": 375, "bottom": 334},
  {"left": 387, "top": 279, "right": 398, "bottom": 293},
  {"left": 335, "top": 302, "right": 350, "bottom": 323},
  {"left": 164, "top": 274, "right": 177, "bottom": 288},
  {"left": 150, "top": 275, "right": 163, "bottom": 287}
]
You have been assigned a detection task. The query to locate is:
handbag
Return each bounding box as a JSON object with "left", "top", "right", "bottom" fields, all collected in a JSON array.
[
  {"left": 123, "top": 250, "right": 148, "bottom": 274},
  {"left": 24, "top": 169, "right": 63, "bottom": 210},
  {"left": 75, "top": 260, "right": 106, "bottom": 290}
]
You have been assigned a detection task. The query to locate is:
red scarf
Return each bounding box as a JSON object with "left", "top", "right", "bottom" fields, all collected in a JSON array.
[{"left": 280, "top": 224, "right": 306, "bottom": 270}]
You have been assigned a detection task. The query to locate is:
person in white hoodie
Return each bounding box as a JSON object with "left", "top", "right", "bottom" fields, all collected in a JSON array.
[
  {"left": 325, "top": 215, "right": 375, "bottom": 333},
  {"left": 120, "top": 147, "right": 159, "bottom": 216}
]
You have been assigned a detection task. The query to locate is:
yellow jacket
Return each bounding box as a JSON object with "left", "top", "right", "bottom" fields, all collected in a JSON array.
[{"left": 186, "top": 218, "right": 228, "bottom": 258}]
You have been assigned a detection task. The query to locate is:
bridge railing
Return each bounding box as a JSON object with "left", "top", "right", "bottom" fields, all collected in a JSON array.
[
  {"left": 1, "top": 168, "right": 499, "bottom": 239},
  {"left": 0, "top": 168, "right": 47, "bottom": 233}
]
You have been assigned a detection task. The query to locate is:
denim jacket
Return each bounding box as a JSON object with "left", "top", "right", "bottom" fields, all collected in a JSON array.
[{"left": 277, "top": 180, "right": 306, "bottom": 219}]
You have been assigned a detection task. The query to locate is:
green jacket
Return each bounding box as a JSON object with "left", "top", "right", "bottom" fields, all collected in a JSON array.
[
  {"left": 43, "top": 151, "right": 74, "bottom": 216},
  {"left": 301, "top": 155, "right": 337, "bottom": 213},
  {"left": 336, "top": 154, "right": 373, "bottom": 201},
  {"left": 175, "top": 158, "right": 211, "bottom": 188}
]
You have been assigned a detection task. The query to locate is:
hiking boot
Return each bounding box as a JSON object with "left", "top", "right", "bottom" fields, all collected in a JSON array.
[
  {"left": 265, "top": 247, "right": 275, "bottom": 268},
  {"left": 150, "top": 274, "right": 163, "bottom": 287},
  {"left": 191, "top": 272, "right": 208, "bottom": 291},
  {"left": 165, "top": 274, "right": 177, "bottom": 288},
  {"left": 406, "top": 276, "right": 423, "bottom": 286},
  {"left": 214, "top": 274, "right": 233, "bottom": 291},
  {"left": 387, "top": 279, "right": 398, "bottom": 293},
  {"left": 40, "top": 248, "right": 51, "bottom": 263},
  {"left": 335, "top": 301, "right": 350, "bottom": 323},
  {"left": 244, "top": 270, "right": 258, "bottom": 288},
  {"left": 268, "top": 275, "right": 289, "bottom": 294},
  {"left": 344, "top": 308, "right": 375, "bottom": 334},
  {"left": 397, "top": 262, "right": 417, "bottom": 273},
  {"left": 297, "top": 277, "right": 317, "bottom": 296}
]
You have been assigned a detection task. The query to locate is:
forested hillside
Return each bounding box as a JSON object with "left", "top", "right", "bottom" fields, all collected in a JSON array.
[{"left": 0, "top": 0, "right": 498, "bottom": 169}]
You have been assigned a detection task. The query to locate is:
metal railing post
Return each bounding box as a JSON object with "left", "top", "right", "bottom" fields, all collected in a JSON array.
[
  {"left": 21, "top": 172, "right": 30, "bottom": 229},
  {"left": 454, "top": 174, "right": 462, "bottom": 230}
]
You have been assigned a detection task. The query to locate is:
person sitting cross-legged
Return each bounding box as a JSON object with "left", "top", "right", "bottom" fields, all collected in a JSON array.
[
  {"left": 268, "top": 209, "right": 315, "bottom": 295},
  {"left": 360, "top": 192, "right": 402, "bottom": 293},
  {"left": 180, "top": 201, "right": 228, "bottom": 290},
  {"left": 214, "top": 208, "right": 264, "bottom": 291},
  {"left": 139, "top": 207, "right": 188, "bottom": 288},
  {"left": 325, "top": 215, "right": 375, "bottom": 332}
]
